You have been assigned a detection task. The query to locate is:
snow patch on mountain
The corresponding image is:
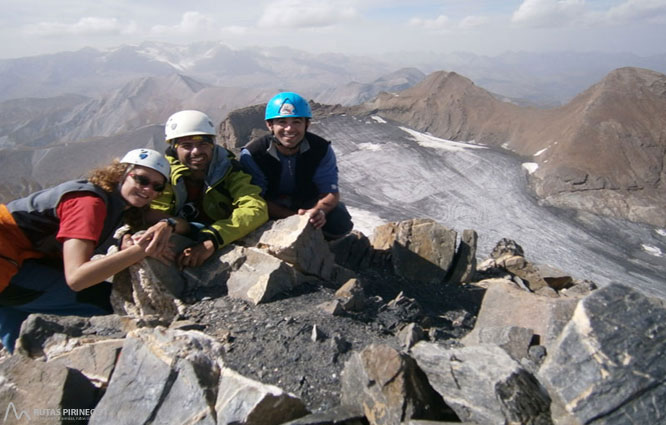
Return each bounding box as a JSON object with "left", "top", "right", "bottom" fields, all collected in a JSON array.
[
  {"left": 357, "top": 143, "right": 382, "bottom": 151},
  {"left": 399, "top": 127, "right": 486, "bottom": 152},
  {"left": 534, "top": 147, "right": 548, "bottom": 156},
  {"left": 522, "top": 162, "right": 539, "bottom": 174},
  {"left": 641, "top": 244, "right": 663, "bottom": 257},
  {"left": 136, "top": 46, "right": 187, "bottom": 71}
]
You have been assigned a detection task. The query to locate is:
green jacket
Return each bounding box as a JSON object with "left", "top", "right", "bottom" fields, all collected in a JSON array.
[{"left": 151, "top": 146, "right": 268, "bottom": 249}]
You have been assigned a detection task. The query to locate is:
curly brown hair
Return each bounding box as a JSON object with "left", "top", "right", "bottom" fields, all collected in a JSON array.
[
  {"left": 87, "top": 160, "right": 147, "bottom": 229},
  {"left": 87, "top": 160, "right": 129, "bottom": 192}
]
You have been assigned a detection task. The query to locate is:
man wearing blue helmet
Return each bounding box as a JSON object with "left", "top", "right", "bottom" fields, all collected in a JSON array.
[{"left": 240, "top": 92, "right": 353, "bottom": 239}]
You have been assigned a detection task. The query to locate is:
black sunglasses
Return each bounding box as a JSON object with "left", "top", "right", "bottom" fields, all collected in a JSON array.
[{"left": 129, "top": 173, "right": 166, "bottom": 192}]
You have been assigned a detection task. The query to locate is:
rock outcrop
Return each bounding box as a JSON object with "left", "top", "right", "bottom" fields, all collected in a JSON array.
[
  {"left": 539, "top": 283, "right": 666, "bottom": 424},
  {"left": 1, "top": 219, "right": 664, "bottom": 425}
]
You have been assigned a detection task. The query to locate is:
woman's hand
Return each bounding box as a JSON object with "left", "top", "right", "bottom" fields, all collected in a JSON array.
[
  {"left": 131, "top": 225, "right": 176, "bottom": 265},
  {"left": 134, "top": 221, "right": 174, "bottom": 255}
]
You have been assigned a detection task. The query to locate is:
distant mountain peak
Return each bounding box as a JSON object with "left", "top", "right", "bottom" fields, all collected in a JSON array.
[
  {"left": 595, "top": 66, "right": 666, "bottom": 96},
  {"left": 356, "top": 66, "right": 666, "bottom": 227}
]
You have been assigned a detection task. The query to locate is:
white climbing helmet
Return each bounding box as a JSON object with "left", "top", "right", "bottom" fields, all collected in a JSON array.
[
  {"left": 164, "top": 110, "right": 216, "bottom": 142},
  {"left": 120, "top": 148, "right": 170, "bottom": 180}
]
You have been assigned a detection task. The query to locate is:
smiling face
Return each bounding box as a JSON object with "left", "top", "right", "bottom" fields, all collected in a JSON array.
[
  {"left": 174, "top": 136, "right": 214, "bottom": 177},
  {"left": 120, "top": 165, "right": 166, "bottom": 208},
  {"left": 266, "top": 117, "right": 309, "bottom": 154}
]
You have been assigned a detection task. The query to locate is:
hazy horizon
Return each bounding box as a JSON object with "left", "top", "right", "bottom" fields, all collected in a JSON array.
[{"left": 1, "top": 0, "right": 665, "bottom": 60}]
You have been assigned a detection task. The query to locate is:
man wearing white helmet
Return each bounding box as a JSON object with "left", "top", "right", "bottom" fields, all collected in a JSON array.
[
  {"left": 240, "top": 92, "right": 353, "bottom": 240},
  {"left": 150, "top": 110, "right": 268, "bottom": 268},
  {"left": 0, "top": 149, "right": 173, "bottom": 352}
]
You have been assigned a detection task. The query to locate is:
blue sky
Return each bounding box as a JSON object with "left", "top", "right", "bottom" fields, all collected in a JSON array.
[{"left": 1, "top": 0, "right": 664, "bottom": 59}]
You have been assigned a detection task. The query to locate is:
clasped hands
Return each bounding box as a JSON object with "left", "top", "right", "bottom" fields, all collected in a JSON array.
[{"left": 120, "top": 220, "right": 213, "bottom": 269}]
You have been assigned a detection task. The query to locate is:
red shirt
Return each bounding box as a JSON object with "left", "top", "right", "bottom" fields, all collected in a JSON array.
[{"left": 55, "top": 192, "right": 107, "bottom": 244}]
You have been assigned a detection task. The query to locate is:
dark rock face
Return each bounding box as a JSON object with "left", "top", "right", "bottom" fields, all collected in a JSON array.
[
  {"left": 218, "top": 104, "right": 266, "bottom": 152},
  {"left": 340, "top": 344, "right": 457, "bottom": 424},
  {"left": 372, "top": 219, "right": 459, "bottom": 284},
  {"left": 1, "top": 221, "right": 664, "bottom": 425},
  {"left": 0, "top": 355, "right": 98, "bottom": 423},
  {"left": 411, "top": 342, "right": 553, "bottom": 425},
  {"left": 539, "top": 284, "right": 666, "bottom": 424}
]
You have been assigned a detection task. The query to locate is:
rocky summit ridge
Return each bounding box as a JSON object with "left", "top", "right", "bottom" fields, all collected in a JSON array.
[
  {"left": 1, "top": 65, "right": 664, "bottom": 230},
  {"left": 1, "top": 215, "right": 664, "bottom": 425}
]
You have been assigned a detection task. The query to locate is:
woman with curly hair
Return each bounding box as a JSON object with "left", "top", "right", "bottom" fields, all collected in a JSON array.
[{"left": 0, "top": 148, "right": 178, "bottom": 353}]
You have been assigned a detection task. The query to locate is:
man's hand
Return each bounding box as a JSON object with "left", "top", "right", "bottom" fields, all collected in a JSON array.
[
  {"left": 177, "top": 240, "right": 215, "bottom": 269},
  {"left": 298, "top": 207, "right": 326, "bottom": 229}
]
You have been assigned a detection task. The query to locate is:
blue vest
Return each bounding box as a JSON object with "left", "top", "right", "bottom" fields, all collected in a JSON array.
[{"left": 243, "top": 133, "right": 330, "bottom": 204}]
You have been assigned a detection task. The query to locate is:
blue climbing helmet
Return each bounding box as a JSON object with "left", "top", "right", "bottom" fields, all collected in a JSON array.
[{"left": 265, "top": 92, "right": 312, "bottom": 120}]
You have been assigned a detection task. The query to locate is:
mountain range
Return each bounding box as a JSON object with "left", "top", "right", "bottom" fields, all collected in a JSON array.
[
  {"left": 350, "top": 67, "right": 666, "bottom": 227},
  {"left": 0, "top": 42, "right": 665, "bottom": 231},
  {"left": 2, "top": 41, "right": 666, "bottom": 105}
]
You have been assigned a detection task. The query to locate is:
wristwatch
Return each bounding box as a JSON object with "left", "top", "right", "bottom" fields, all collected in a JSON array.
[{"left": 159, "top": 217, "right": 178, "bottom": 230}]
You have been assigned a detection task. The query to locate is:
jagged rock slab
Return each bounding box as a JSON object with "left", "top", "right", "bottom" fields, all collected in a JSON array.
[
  {"left": 534, "top": 264, "right": 574, "bottom": 290},
  {"left": 251, "top": 215, "right": 338, "bottom": 281},
  {"left": 114, "top": 257, "right": 186, "bottom": 320},
  {"left": 371, "top": 219, "right": 457, "bottom": 284},
  {"left": 47, "top": 339, "right": 124, "bottom": 387},
  {"left": 0, "top": 354, "right": 98, "bottom": 424},
  {"left": 539, "top": 283, "right": 666, "bottom": 425},
  {"left": 477, "top": 326, "right": 535, "bottom": 362},
  {"left": 328, "top": 230, "right": 376, "bottom": 271},
  {"left": 334, "top": 278, "right": 367, "bottom": 312},
  {"left": 89, "top": 328, "right": 224, "bottom": 425},
  {"left": 411, "top": 342, "right": 553, "bottom": 425},
  {"left": 182, "top": 244, "right": 246, "bottom": 290},
  {"left": 499, "top": 255, "right": 550, "bottom": 293},
  {"left": 216, "top": 367, "right": 309, "bottom": 425},
  {"left": 341, "top": 344, "right": 456, "bottom": 425},
  {"left": 396, "top": 323, "right": 425, "bottom": 349},
  {"left": 462, "top": 280, "right": 579, "bottom": 350},
  {"left": 16, "top": 313, "right": 169, "bottom": 359},
  {"left": 226, "top": 247, "right": 306, "bottom": 305},
  {"left": 446, "top": 229, "right": 477, "bottom": 285},
  {"left": 281, "top": 405, "right": 366, "bottom": 425}
]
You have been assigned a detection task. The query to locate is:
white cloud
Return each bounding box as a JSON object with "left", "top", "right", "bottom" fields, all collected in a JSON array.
[
  {"left": 408, "top": 15, "right": 450, "bottom": 30},
  {"left": 24, "top": 16, "right": 136, "bottom": 36},
  {"left": 459, "top": 15, "right": 489, "bottom": 29},
  {"left": 151, "top": 11, "right": 217, "bottom": 35},
  {"left": 511, "top": 0, "right": 666, "bottom": 28},
  {"left": 605, "top": 0, "right": 666, "bottom": 24},
  {"left": 222, "top": 25, "right": 250, "bottom": 35},
  {"left": 257, "top": 0, "right": 357, "bottom": 28},
  {"left": 512, "top": 0, "right": 586, "bottom": 27}
]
